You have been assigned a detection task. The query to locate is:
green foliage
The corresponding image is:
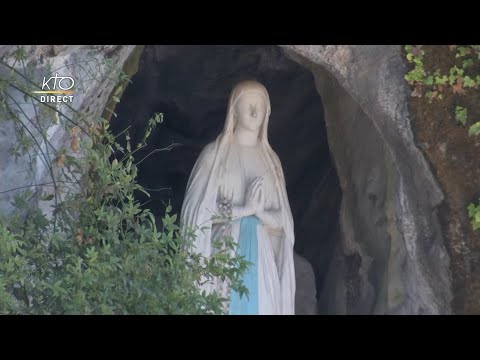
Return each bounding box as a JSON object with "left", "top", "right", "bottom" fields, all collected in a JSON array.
[
  {"left": 404, "top": 45, "right": 480, "bottom": 100},
  {"left": 0, "top": 47, "right": 248, "bottom": 314},
  {"left": 468, "top": 201, "right": 480, "bottom": 231},
  {"left": 404, "top": 45, "right": 426, "bottom": 85},
  {"left": 464, "top": 76, "right": 476, "bottom": 88},
  {"left": 405, "top": 45, "right": 480, "bottom": 233},
  {"left": 468, "top": 122, "right": 480, "bottom": 136},
  {"left": 455, "top": 106, "right": 468, "bottom": 125}
]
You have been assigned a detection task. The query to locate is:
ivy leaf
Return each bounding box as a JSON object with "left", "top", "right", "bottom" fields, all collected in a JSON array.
[
  {"left": 452, "top": 80, "right": 466, "bottom": 95},
  {"left": 468, "top": 122, "right": 480, "bottom": 136},
  {"left": 468, "top": 203, "right": 477, "bottom": 217},
  {"left": 411, "top": 45, "right": 423, "bottom": 57},
  {"left": 455, "top": 106, "right": 468, "bottom": 125},
  {"left": 463, "top": 59, "right": 474, "bottom": 69},
  {"left": 411, "top": 84, "right": 423, "bottom": 98},
  {"left": 449, "top": 74, "right": 457, "bottom": 85},
  {"left": 463, "top": 76, "right": 475, "bottom": 88}
]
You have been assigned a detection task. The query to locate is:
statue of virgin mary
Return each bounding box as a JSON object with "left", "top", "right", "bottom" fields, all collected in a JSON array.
[{"left": 180, "top": 80, "right": 295, "bottom": 315}]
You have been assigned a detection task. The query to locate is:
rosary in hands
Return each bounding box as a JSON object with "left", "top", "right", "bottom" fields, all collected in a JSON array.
[
  {"left": 218, "top": 177, "right": 265, "bottom": 219},
  {"left": 218, "top": 184, "right": 233, "bottom": 219}
]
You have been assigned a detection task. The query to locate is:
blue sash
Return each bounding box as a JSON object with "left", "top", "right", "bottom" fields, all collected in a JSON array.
[{"left": 229, "top": 215, "right": 260, "bottom": 315}]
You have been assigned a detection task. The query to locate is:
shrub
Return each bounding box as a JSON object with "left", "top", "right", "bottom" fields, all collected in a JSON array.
[{"left": 0, "top": 47, "right": 248, "bottom": 314}]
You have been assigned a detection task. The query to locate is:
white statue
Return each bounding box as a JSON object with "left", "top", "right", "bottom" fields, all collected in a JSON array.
[{"left": 180, "top": 80, "right": 295, "bottom": 315}]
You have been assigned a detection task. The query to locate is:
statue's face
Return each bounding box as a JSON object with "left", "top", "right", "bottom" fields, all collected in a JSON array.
[{"left": 235, "top": 93, "right": 267, "bottom": 132}]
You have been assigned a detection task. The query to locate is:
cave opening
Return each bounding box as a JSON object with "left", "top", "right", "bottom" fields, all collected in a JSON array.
[{"left": 110, "top": 45, "right": 342, "bottom": 314}]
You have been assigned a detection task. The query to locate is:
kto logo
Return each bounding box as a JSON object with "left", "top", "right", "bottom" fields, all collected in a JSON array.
[{"left": 32, "top": 73, "right": 75, "bottom": 103}]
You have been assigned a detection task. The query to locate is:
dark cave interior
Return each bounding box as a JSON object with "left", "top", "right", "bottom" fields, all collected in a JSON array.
[{"left": 110, "top": 45, "right": 342, "bottom": 312}]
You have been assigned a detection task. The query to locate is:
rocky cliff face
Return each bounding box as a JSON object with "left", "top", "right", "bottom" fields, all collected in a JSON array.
[
  {"left": 406, "top": 45, "right": 480, "bottom": 315},
  {"left": 0, "top": 45, "right": 454, "bottom": 314},
  {"left": 281, "top": 46, "right": 452, "bottom": 314},
  {"left": 0, "top": 45, "right": 135, "bottom": 216}
]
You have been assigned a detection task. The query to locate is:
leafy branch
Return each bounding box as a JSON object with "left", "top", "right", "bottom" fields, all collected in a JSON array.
[{"left": 0, "top": 45, "right": 247, "bottom": 314}]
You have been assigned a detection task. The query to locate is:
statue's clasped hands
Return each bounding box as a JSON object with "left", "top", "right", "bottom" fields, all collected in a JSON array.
[{"left": 218, "top": 177, "right": 265, "bottom": 220}]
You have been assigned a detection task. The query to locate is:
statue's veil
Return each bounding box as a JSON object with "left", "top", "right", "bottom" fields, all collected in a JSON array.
[{"left": 180, "top": 80, "right": 295, "bottom": 314}]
